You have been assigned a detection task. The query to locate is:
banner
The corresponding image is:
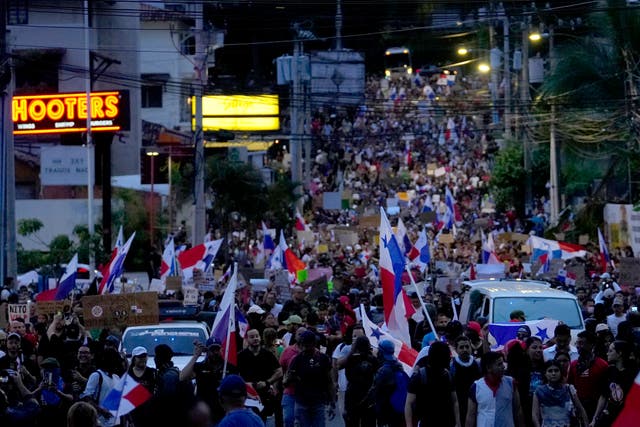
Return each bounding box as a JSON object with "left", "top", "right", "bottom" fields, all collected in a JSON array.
[
  {"left": 82, "top": 292, "right": 159, "bottom": 329},
  {"left": 8, "top": 303, "right": 30, "bottom": 322}
]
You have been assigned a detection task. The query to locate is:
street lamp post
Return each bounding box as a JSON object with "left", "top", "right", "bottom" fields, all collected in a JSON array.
[{"left": 146, "top": 150, "right": 159, "bottom": 247}]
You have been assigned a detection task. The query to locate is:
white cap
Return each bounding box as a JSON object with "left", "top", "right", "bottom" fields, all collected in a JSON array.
[
  {"left": 132, "top": 346, "right": 148, "bottom": 357},
  {"left": 247, "top": 305, "right": 266, "bottom": 315}
]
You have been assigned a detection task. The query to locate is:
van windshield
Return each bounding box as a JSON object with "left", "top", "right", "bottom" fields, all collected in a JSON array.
[
  {"left": 121, "top": 326, "right": 207, "bottom": 357},
  {"left": 493, "top": 297, "right": 583, "bottom": 329}
]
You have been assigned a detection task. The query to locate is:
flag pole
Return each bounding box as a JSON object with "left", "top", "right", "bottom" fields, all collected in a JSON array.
[
  {"left": 222, "top": 262, "right": 237, "bottom": 377},
  {"left": 405, "top": 264, "right": 438, "bottom": 340}
]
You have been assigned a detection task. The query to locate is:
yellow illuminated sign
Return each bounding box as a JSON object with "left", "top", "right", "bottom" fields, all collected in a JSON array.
[
  {"left": 13, "top": 91, "right": 129, "bottom": 135},
  {"left": 193, "top": 94, "right": 280, "bottom": 131}
]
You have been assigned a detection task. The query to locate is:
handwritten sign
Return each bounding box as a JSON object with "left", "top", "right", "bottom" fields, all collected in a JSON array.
[{"left": 82, "top": 292, "right": 159, "bottom": 329}]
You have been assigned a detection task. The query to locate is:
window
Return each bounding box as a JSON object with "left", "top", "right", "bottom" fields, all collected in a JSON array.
[
  {"left": 180, "top": 34, "right": 195, "bottom": 55},
  {"left": 8, "top": 0, "right": 28, "bottom": 25},
  {"left": 141, "top": 84, "right": 162, "bottom": 108},
  {"left": 493, "top": 297, "right": 583, "bottom": 329}
]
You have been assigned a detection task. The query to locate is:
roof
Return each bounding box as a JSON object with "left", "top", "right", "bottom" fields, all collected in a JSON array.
[{"left": 463, "top": 279, "right": 577, "bottom": 299}]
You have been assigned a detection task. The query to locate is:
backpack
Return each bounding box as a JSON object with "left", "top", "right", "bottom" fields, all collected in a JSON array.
[{"left": 389, "top": 368, "right": 410, "bottom": 414}]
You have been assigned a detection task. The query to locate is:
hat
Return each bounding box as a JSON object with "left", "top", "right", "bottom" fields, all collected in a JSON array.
[
  {"left": 206, "top": 337, "right": 222, "bottom": 349},
  {"left": 283, "top": 315, "right": 303, "bottom": 325},
  {"left": 218, "top": 374, "right": 247, "bottom": 397},
  {"left": 595, "top": 323, "right": 610, "bottom": 333},
  {"left": 600, "top": 272, "right": 611, "bottom": 279},
  {"left": 7, "top": 332, "right": 21, "bottom": 341},
  {"left": 132, "top": 346, "right": 148, "bottom": 357},
  {"left": 247, "top": 305, "right": 266, "bottom": 315},
  {"left": 517, "top": 325, "right": 532, "bottom": 337},
  {"left": 40, "top": 357, "right": 60, "bottom": 369},
  {"left": 378, "top": 339, "right": 396, "bottom": 360},
  {"left": 467, "top": 321, "right": 482, "bottom": 337}
]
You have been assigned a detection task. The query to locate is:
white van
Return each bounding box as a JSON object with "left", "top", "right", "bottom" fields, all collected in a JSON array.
[{"left": 459, "top": 279, "right": 585, "bottom": 340}]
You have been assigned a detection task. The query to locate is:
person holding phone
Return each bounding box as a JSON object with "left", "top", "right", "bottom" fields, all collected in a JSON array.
[{"left": 32, "top": 357, "right": 73, "bottom": 427}]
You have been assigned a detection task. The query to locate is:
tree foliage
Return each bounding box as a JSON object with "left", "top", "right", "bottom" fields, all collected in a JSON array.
[{"left": 489, "top": 143, "right": 526, "bottom": 213}]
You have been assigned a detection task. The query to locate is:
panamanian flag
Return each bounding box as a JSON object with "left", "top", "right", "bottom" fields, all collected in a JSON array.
[
  {"left": 488, "top": 319, "right": 559, "bottom": 350},
  {"left": 379, "top": 208, "right": 415, "bottom": 346},
  {"left": 102, "top": 373, "right": 152, "bottom": 418}
]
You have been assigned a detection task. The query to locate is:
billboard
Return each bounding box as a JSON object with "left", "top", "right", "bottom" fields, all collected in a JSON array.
[
  {"left": 40, "top": 145, "right": 92, "bottom": 186},
  {"left": 13, "top": 90, "right": 130, "bottom": 135},
  {"left": 193, "top": 94, "right": 279, "bottom": 131}
]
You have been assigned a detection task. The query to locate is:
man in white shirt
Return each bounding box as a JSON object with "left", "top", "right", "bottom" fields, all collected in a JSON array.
[
  {"left": 607, "top": 296, "right": 627, "bottom": 338},
  {"left": 543, "top": 323, "right": 579, "bottom": 362}
]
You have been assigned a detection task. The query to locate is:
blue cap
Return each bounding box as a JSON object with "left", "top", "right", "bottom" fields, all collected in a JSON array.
[
  {"left": 218, "top": 374, "right": 247, "bottom": 397},
  {"left": 378, "top": 339, "right": 396, "bottom": 360}
]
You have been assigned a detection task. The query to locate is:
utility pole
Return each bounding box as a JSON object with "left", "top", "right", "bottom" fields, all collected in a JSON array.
[
  {"left": 503, "top": 17, "right": 512, "bottom": 139},
  {"left": 521, "top": 21, "right": 532, "bottom": 216},
  {"left": 0, "top": 0, "right": 17, "bottom": 280},
  {"left": 84, "top": 0, "right": 95, "bottom": 268},
  {"left": 335, "top": 0, "right": 343, "bottom": 50},
  {"left": 548, "top": 26, "right": 560, "bottom": 225},
  {"left": 290, "top": 36, "right": 303, "bottom": 211},
  {"left": 193, "top": 8, "right": 206, "bottom": 246}
]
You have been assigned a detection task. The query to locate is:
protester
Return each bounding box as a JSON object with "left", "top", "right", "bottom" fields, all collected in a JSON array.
[
  {"left": 237, "top": 328, "right": 282, "bottom": 422},
  {"left": 217, "top": 374, "right": 265, "bottom": 427},
  {"left": 80, "top": 347, "right": 122, "bottom": 427},
  {"left": 181, "top": 337, "right": 230, "bottom": 424},
  {"left": 568, "top": 331, "right": 609, "bottom": 419},
  {"left": 286, "top": 330, "right": 335, "bottom": 427},
  {"left": 532, "top": 360, "right": 588, "bottom": 427},
  {"left": 343, "top": 335, "right": 379, "bottom": 427},
  {"left": 370, "top": 339, "right": 407, "bottom": 427},
  {"left": 405, "top": 341, "right": 460, "bottom": 427},
  {"left": 466, "top": 351, "right": 525, "bottom": 427}
]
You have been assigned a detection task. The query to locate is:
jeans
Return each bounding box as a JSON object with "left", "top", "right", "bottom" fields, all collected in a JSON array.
[
  {"left": 282, "top": 394, "right": 296, "bottom": 427},
  {"left": 294, "top": 401, "right": 326, "bottom": 427}
]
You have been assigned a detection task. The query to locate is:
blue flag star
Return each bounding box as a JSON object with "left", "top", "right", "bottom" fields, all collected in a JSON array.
[
  {"left": 536, "top": 327, "right": 549, "bottom": 341},
  {"left": 371, "top": 328, "right": 383, "bottom": 340}
]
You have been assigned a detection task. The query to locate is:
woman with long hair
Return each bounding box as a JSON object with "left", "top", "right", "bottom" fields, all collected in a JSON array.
[
  {"left": 532, "top": 360, "right": 588, "bottom": 427},
  {"left": 591, "top": 340, "right": 639, "bottom": 427},
  {"left": 507, "top": 336, "right": 545, "bottom": 426}
]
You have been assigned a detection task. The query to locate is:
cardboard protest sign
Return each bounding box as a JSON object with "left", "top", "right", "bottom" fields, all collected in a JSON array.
[
  {"left": 439, "top": 233, "right": 454, "bottom": 244},
  {"left": 182, "top": 287, "right": 199, "bottom": 306},
  {"left": 36, "top": 301, "right": 69, "bottom": 318},
  {"left": 618, "top": 257, "right": 640, "bottom": 288},
  {"left": 333, "top": 227, "right": 359, "bottom": 246},
  {"left": 296, "top": 231, "right": 315, "bottom": 247},
  {"left": 305, "top": 275, "right": 329, "bottom": 302},
  {"left": 307, "top": 267, "right": 333, "bottom": 282},
  {"left": 165, "top": 276, "right": 182, "bottom": 292},
  {"left": 82, "top": 292, "right": 159, "bottom": 329},
  {"left": 8, "top": 303, "right": 30, "bottom": 322},
  {"left": 358, "top": 215, "right": 379, "bottom": 229}
]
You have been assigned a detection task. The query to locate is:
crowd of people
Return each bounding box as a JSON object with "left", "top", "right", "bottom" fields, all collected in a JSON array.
[
  {"left": 3, "top": 70, "right": 640, "bottom": 427},
  {"left": 1, "top": 272, "right": 640, "bottom": 427}
]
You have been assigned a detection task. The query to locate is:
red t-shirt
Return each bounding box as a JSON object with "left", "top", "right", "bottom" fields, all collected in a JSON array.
[
  {"left": 568, "top": 356, "right": 609, "bottom": 402},
  {"left": 279, "top": 345, "right": 299, "bottom": 396}
]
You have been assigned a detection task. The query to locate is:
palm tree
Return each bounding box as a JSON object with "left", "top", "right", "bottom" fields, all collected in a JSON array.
[{"left": 535, "top": 0, "right": 640, "bottom": 233}]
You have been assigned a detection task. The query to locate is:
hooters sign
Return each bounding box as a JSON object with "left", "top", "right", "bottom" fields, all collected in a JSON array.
[{"left": 13, "top": 90, "right": 130, "bottom": 135}]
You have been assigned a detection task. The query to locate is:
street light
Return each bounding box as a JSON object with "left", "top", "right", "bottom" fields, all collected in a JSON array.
[{"left": 146, "top": 150, "right": 159, "bottom": 246}]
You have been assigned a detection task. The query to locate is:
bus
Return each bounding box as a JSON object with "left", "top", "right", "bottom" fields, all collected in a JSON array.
[{"left": 384, "top": 47, "right": 413, "bottom": 79}]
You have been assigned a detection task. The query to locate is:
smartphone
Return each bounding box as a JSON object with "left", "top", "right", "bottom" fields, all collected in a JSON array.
[
  {"left": 45, "top": 372, "right": 53, "bottom": 387},
  {"left": 631, "top": 306, "right": 638, "bottom": 312}
]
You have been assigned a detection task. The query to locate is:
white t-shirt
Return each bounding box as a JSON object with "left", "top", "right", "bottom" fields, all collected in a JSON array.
[
  {"left": 80, "top": 370, "right": 120, "bottom": 427},
  {"left": 332, "top": 343, "right": 351, "bottom": 392},
  {"left": 607, "top": 313, "right": 626, "bottom": 338}
]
